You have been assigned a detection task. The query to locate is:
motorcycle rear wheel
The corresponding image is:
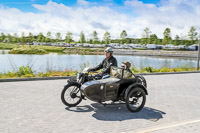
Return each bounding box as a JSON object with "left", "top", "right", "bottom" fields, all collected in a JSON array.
[{"left": 61, "top": 82, "right": 82, "bottom": 107}]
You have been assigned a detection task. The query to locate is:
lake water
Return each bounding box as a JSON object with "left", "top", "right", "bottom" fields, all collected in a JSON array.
[{"left": 0, "top": 51, "right": 198, "bottom": 73}]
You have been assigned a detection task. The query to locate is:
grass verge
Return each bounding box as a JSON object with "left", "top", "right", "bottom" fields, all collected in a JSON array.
[
  {"left": 0, "top": 66, "right": 199, "bottom": 79},
  {"left": 0, "top": 66, "right": 78, "bottom": 79}
]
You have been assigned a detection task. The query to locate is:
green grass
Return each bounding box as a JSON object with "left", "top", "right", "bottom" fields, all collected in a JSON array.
[
  {"left": 131, "top": 66, "right": 198, "bottom": 73},
  {"left": 9, "top": 47, "right": 48, "bottom": 54},
  {"left": 63, "top": 48, "right": 104, "bottom": 55},
  {"left": 0, "top": 65, "right": 199, "bottom": 79},
  {"left": 0, "top": 66, "right": 78, "bottom": 79},
  {"left": 0, "top": 43, "right": 104, "bottom": 55},
  {"left": 32, "top": 45, "right": 65, "bottom": 53},
  {"left": 0, "top": 43, "right": 19, "bottom": 50}
]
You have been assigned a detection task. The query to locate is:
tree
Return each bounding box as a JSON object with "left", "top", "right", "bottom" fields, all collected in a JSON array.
[
  {"left": 188, "top": 26, "right": 197, "bottom": 44},
  {"left": 103, "top": 31, "right": 111, "bottom": 44},
  {"left": 27, "top": 32, "right": 34, "bottom": 43},
  {"left": 173, "top": 35, "right": 180, "bottom": 45},
  {"left": 0, "top": 33, "right": 6, "bottom": 42},
  {"left": 120, "top": 30, "right": 127, "bottom": 39},
  {"left": 21, "top": 32, "right": 26, "bottom": 44},
  {"left": 149, "top": 34, "right": 158, "bottom": 44},
  {"left": 6, "top": 33, "right": 12, "bottom": 43},
  {"left": 46, "top": 32, "right": 52, "bottom": 43},
  {"left": 37, "top": 32, "right": 45, "bottom": 42},
  {"left": 89, "top": 39, "right": 93, "bottom": 44},
  {"left": 120, "top": 30, "right": 127, "bottom": 44},
  {"left": 141, "top": 27, "right": 151, "bottom": 44},
  {"left": 12, "top": 33, "right": 19, "bottom": 43},
  {"left": 91, "top": 31, "right": 98, "bottom": 44},
  {"left": 179, "top": 34, "right": 188, "bottom": 46},
  {"left": 80, "top": 31, "right": 86, "bottom": 43},
  {"left": 142, "top": 27, "right": 151, "bottom": 38},
  {"left": 55, "top": 32, "right": 62, "bottom": 42},
  {"left": 162, "top": 28, "right": 172, "bottom": 45},
  {"left": 65, "top": 32, "right": 73, "bottom": 43}
]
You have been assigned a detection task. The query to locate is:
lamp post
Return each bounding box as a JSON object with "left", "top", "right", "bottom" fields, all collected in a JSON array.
[{"left": 197, "top": 35, "right": 200, "bottom": 71}]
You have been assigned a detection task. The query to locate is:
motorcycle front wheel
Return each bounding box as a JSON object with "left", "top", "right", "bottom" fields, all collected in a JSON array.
[{"left": 61, "top": 82, "right": 82, "bottom": 107}]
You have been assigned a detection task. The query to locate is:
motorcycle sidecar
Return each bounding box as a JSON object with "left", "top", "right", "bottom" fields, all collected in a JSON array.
[{"left": 81, "top": 66, "right": 148, "bottom": 112}]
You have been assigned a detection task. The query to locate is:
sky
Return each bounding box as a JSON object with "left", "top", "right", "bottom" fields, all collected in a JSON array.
[{"left": 0, "top": 0, "right": 200, "bottom": 40}]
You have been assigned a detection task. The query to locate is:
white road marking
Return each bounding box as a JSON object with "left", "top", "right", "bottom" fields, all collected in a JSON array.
[{"left": 122, "top": 118, "right": 200, "bottom": 133}]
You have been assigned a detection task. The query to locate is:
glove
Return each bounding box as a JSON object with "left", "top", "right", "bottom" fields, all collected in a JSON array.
[
  {"left": 99, "top": 72, "right": 103, "bottom": 75},
  {"left": 87, "top": 68, "right": 91, "bottom": 72}
]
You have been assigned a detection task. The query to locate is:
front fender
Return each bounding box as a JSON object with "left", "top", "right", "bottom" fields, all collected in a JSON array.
[
  {"left": 65, "top": 80, "right": 81, "bottom": 88},
  {"left": 124, "top": 83, "right": 148, "bottom": 99}
]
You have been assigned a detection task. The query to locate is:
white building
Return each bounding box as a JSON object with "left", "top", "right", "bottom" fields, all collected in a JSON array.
[{"left": 146, "top": 44, "right": 157, "bottom": 49}]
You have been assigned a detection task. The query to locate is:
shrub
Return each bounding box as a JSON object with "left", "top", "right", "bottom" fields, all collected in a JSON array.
[
  {"left": 144, "top": 67, "right": 153, "bottom": 72},
  {"left": 17, "top": 66, "right": 33, "bottom": 77},
  {"left": 131, "top": 66, "right": 140, "bottom": 73}
]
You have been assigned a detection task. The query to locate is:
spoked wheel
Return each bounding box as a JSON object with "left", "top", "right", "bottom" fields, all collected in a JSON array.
[
  {"left": 61, "top": 82, "right": 82, "bottom": 107},
  {"left": 136, "top": 75, "right": 147, "bottom": 88},
  {"left": 126, "top": 87, "right": 146, "bottom": 112}
]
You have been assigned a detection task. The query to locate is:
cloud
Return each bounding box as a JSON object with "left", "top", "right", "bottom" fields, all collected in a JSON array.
[
  {"left": 90, "top": 22, "right": 109, "bottom": 30},
  {"left": 125, "top": 0, "right": 200, "bottom": 38},
  {"left": 77, "top": 0, "right": 90, "bottom": 6},
  {"left": 0, "top": 1, "right": 135, "bottom": 40},
  {"left": 0, "top": 0, "right": 200, "bottom": 40}
]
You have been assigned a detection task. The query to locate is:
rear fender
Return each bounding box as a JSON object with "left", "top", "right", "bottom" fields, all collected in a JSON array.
[{"left": 124, "top": 83, "right": 148, "bottom": 99}]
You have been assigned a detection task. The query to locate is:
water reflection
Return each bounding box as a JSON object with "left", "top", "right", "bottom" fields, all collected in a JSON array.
[{"left": 0, "top": 53, "right": 197, "bottom": 73}]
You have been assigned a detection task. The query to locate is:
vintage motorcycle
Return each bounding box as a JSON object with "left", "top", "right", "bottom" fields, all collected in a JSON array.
[{"left": 61, "top": 66, "right": 148, "bottom": 112}]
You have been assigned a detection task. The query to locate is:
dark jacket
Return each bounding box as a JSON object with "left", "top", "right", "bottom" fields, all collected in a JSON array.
[{"left": 90, "top": 56, "right": 117, "bottom": 75}]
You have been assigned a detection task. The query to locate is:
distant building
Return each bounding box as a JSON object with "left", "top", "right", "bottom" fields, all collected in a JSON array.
[
  {"left": 146, "top": 44, "right": 157, "bottom": 49},
  {"left": 188, "top": 44, "right": 198, "bottom": 51},
  {"left": 164, "top": 44, "right": 175, "bottom": 49},
  {"left": 129, "top": 44, "right": 142, "bottom": 49}
]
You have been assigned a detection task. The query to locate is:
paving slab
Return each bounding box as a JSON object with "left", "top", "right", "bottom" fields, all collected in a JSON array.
[{"left": 0, "top": 73, "right": 200, "bottom": 133}]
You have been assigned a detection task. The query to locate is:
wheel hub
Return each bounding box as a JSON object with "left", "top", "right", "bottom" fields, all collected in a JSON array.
[{"left": 71, "top": 93, "right": 76, "bottom": 99}]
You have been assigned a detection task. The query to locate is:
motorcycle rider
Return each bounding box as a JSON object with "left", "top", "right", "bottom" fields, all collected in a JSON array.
[{"left": 88, "top": 47, "right": 118, "bottom": 79}]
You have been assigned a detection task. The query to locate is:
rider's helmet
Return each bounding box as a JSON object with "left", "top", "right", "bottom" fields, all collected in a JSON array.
[
  {"left": 121, "top": 61, "right": 131, "bottom": 69},
  {"left": 104, "top": 47, "right": 113, "bottom": 53}
]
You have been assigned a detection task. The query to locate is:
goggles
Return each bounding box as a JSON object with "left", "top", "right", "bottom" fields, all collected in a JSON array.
[{"left": 121, "top": 64, "right": 126, "bottom": 69}]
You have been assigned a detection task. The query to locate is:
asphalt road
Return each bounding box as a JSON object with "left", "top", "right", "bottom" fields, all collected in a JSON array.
[{"left": 1, "top": 73, "right": 200, "bottom": 133}]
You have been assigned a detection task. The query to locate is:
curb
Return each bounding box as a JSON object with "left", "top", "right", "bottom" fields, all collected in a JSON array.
[
  {"left": 138, "top": 71, "right": 200, "bottom": 75},
  {"left": 0, "top": 71, "right": 200, "bottom": 82},
  {"left": 0, "top": 76, "right": 76, "bottom": 82}
]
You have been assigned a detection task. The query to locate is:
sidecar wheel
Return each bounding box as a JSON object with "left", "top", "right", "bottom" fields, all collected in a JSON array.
[
  {"left": 61, "top": 83, "right": 82, "bottom": 107},
  {"left": 126, "top": 87, "right": 146, "bottom": 112}
]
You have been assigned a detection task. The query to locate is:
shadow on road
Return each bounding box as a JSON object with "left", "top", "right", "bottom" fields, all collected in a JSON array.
[
  {"left": 91, "top": 103, "right": 166, "bottom": 121},
  {"left": 65, "top": 103, "right": 166, "bottom": 122},
  {"left": 65, "top": 105, "right": 94, "bottom": 112}
]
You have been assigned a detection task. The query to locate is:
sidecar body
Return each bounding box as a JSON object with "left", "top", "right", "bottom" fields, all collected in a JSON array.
[{"left": 81, "top": 66, "right": 148, "bottom": 102}]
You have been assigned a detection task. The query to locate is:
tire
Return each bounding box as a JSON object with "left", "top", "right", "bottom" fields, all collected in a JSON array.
[
  {"left": 136, "top": 75, "right": 147, "bottom": 88},
  {"left": 61, "top": 82, "right": 82, "bottom": 107},
  {"left": 126, "top": 87, "right": 146, "bottom": 112}
]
